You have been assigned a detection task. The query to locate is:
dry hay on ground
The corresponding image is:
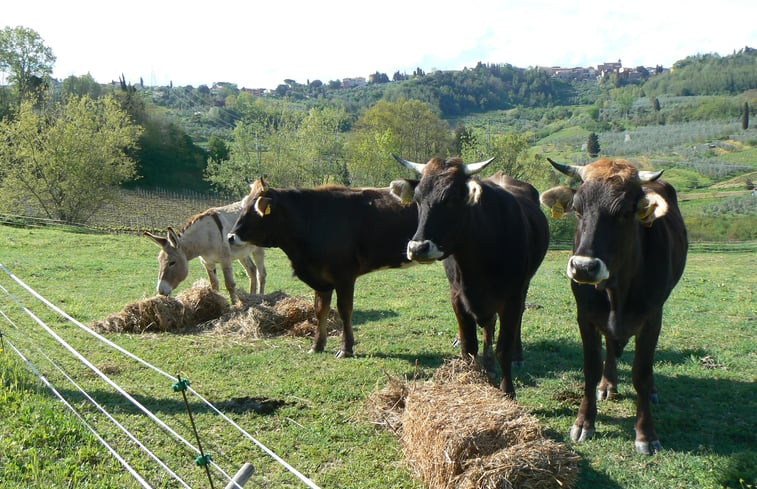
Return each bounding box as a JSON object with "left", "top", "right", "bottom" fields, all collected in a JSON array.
[
  {"left": 365, "top": 358, "right": 580, "bottom": 489},
  {"left": 91, "top": 281, "right": 342, "bottom": 338},
  {"left": 209, "top": 289, "right": 342, "bottom": 339},
  {"left": 91, "top": 280, "right": 229, "bottom": 333}
]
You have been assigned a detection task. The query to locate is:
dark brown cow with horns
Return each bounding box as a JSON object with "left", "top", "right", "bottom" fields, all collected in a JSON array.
[
  {"left": 540, "top": 157, "right": 688, "bottom": 455},
  {"left": 390, "top": 155, "right": 549, "bottom": 398}
]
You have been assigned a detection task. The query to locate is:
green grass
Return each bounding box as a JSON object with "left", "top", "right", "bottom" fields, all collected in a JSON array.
[{"left": 0, "top": 224, "right": 755, "bottom": 488}]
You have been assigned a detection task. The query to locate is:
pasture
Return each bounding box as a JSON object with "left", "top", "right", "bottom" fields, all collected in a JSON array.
[{"left": 0, "top": 223, "right": 755, "bottom": 488}]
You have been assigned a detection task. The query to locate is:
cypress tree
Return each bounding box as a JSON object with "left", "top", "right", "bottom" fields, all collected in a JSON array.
[
  {"left": 587, "top": 132, "right": 600, "bottom": 158},
  {"left": 742, "top": 102, "right": 750, "bottom": 130}
]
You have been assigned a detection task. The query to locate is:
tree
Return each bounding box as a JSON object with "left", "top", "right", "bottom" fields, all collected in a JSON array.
[
  {"left": 207, "top": 135, "right": 230, "bottom": 164},
  {"left": 60, "top": 73, "right": 102, "bottom": 100},
  {"left": 0, "top": 26, "right": 56, "bottom": 100},
  {"left": 587, "top": 132, "right": 600, "bottom": 157},
  {"left": 460, "top": 130, "right": 534, "bottom": 181},
  {"left": 742, "top": 101, "right": 750, "bottom": 130},
  {"left": 347, "top": 98, "right": 452, "bottom": 185},
  {"left": 0, "top": 96, "right": 142, "bottom": 222}
]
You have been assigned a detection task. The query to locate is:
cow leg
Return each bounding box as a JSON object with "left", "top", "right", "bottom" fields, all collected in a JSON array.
[
  {"left": 251, "top": 246, "right": 266, "bottom": 294},
  {"left": 239, "top": 256, "right": 258, "bottom": 295},
  {"left": 632, "top": 312, "right": 663, "bottom": 455},
  {"left": 219, "top": 261, "right": 239, "bottom": 304},
  {"left": 480, "top": 315, "right": 497, "bottom": 374},
  {"left": 495, "top": 297, "right": 524, "bottom": 398},
  {"left": 572, "top": 316, "right": 602, "bottom": 443},
  {"left": 598, "top": 335, "right": 621, "bottom": 400},
  {"left": 310, "top": 289, "right": 333, "bottom": 354},
  {"left": 334, "top": 282, "right": 355, "bottom": 358},
  {"left": 450, "top": 291, "right": 479, "bottom": 363}
]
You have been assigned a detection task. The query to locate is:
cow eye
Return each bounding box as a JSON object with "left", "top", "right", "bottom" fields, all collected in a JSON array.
[{"left": 169, "top": 261, "right": 176, "bottom": 267}]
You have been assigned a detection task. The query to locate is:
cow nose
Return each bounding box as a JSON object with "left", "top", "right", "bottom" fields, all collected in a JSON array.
[
  {"left": 567, "top": 255, "right": 609, "bottom": 284},
  {"left": 407, "top": 239, "right": 443, "bottom": 262}
]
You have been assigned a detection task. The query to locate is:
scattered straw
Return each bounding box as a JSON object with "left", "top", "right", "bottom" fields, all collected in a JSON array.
[
  {"left": 365, "top": 358, "right": 580, "bottom": 489},
  {"left": 92, "top": 280, "right": 342, "bottom": 339}
]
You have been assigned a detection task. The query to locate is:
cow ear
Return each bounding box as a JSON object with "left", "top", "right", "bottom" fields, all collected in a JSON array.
[
  {"left": 254, "top": 196, "right": 273, "bottom": 217},
  {"left": 144, "top": 231, "right": 168, "bottom": 248},
  {"left": 637, "top": 188, "right": 668, "bottom": 226},
  {"left": 466, "top": 179, "right": 483, "bottom": 205},
  {"left": 540, "top": 186, "right": 575, "bottom": 218},
  {"left": 389, "top": 179, "right": 417, "bottom": 205}
]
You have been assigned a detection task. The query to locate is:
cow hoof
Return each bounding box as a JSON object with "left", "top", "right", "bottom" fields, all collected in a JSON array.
[
  {"left": 307, "top": 347, "right": 324, "bottom": 354},
  {"left": 335, "top": 349, "right": 354, "bottom": 359},
  {"left": 570, "top": 425, "right": 595, "bottom": 443},
  {"left": 635, "top": 439, "right": 662, "bottom": 455},
  {"left": 451, "top": 338, "right": 461, "bottom": 348}
]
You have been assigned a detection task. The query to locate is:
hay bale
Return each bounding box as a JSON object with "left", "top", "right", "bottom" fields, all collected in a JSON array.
[
  {"left": 365, "top": 359, "right": 580, "bottom": 489},
  {"left": 92, "top": 280, "right": 229, "bottom": 333},
  {"left": 208, "top": 290, "right": 342, "bottom": 339}
]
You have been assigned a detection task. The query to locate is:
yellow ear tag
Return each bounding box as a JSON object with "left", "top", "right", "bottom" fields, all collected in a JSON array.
[
  {"left": 264, "top": 204, "right": 271, "bottom": 215},
  {"left": 551, "top": 202, "right": 565, "bottom": 218}
]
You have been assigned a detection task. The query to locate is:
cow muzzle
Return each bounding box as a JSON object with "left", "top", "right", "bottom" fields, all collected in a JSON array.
[
  {"left": 157, "top": 279, "right": 173, "bottom": 296},
  {"left": 407, "top": 240, "right": 444, "bottom": 263},
  {"left": 567, "top": 255, "right": 609, "bottom": 285}
]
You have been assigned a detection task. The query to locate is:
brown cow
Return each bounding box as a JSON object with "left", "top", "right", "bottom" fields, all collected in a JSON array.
[{"left": 541, "top": 157, "right": 688, "bottom": 454}]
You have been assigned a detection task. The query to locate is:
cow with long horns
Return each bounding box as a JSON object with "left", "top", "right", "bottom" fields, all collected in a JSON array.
[
  {"left": 540, "top": 157, "right": 688, "bottom": 455},
  {"left": 390, "top": 155, "right": 549, "bottom": 397}
]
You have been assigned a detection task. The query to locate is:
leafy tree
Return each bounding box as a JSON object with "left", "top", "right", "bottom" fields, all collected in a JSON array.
[
  {"left": 0, "top": 26, "right": 56, "bottom": 100},
  {"left": 587, "top": 132, "right": 600, "bottom": 157},
  {"left": 347, "top": 98, "right": 452, "bottom": 185},
  {"left": 453, "top": 123, "right": 476, "bottom": 155},
  {"left": 742, "top": 101, "right": 750, "bottom": 130},
  {"left": 207, "top": 135, "right": 230, "bottom": 164},
  {"left": 460, "top": 130, "right": 534, "bottom": 180},
  {"left": 0, "top": 96, "right": 142, "bottom": 222},
  {"left": 60, "top": 73, "right": 102, "bottom": 100}
]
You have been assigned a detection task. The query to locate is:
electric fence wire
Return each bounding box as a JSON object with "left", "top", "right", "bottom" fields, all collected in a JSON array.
[
  {"left": 0, "top": 278, "right": 239, "bottom": 488},
  {"left": 0, "top": 263, "right": 323, "bottom": 489},
  {"left": 1, "top": 335, "right": 154, "bottom": 489},
  {"left": 1, "top": 308, "right": 191, "bottom": 487}
]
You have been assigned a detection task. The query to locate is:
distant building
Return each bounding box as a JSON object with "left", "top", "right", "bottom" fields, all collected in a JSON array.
[{"left": 342, "top": 77, "right": 367, "bottom": 88}]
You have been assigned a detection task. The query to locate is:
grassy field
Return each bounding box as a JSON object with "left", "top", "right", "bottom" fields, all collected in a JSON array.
[{"left": 0, "top": 224, "right": 755, "bottom": 488}]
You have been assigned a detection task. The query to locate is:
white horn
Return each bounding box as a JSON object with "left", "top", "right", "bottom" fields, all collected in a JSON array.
[
  {"left": 464, "top": 157, "right": 496, "bottom": 175},
  {"left": 547, "top": 157, "right": 587, "bottom": 181},
  {"left": 392, "top": 153, "right": 426, "bottom": 174},
  {"left": 639, "top": 170, "right": 663, "bottom": 183}
]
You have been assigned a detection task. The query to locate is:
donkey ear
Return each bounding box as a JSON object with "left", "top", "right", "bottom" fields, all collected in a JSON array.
[
  {"left": 166, "top": 227, "right": 180, "bottom": 248},
  {"left": 144, "top": 231, "right": 168, "bottom": 248}
]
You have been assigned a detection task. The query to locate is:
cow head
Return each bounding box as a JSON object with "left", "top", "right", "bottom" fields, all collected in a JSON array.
[
  {"left": 144, "top": 228, "right": 189, "bottom": 296},
  {"left": 540, "top": 157, "right": 668, "bottom": 287},
  {"left": 390, "top": 154, "right": 495, "bottom": 263},
  {"left": 228, "top": 178, "right": 274, "bottom": 248}
]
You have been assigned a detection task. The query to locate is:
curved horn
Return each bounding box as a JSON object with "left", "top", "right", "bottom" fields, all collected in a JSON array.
[
  {"left": 638, "top": 170, "right": 663, "bottom": 183},
  {"left": 392, "top": 153, "right": 426, "bottom": 174},
  {"left": 547, "top": 157, "right": 587, "bottom": 181},
  {"left": 463, "top": 157, "right": 496, "bottom": 175}
]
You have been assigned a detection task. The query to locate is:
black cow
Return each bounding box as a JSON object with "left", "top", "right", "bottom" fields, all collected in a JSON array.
[
  {"left": 390, "top": 155, "right": 549, "bottom": 397},
  {"left": 227, "top": 178, "right": 418, "bottom": 358},
  {"left": 540, "top": 157, "right": 688, "bottom": 455}
]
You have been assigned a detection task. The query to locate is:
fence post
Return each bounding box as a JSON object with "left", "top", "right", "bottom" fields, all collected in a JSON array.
[{"left": 223, "top": 463, "right": 255, "bottom": 489}]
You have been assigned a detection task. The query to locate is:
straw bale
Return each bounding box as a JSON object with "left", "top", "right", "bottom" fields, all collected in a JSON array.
[
  {"left": 364, "top": 358, "right": 580, "bottom": 489},
  {"left": 92, "top": 280, "right": 229, "bottom": 333}
]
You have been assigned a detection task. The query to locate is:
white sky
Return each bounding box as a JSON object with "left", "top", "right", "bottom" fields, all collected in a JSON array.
[{"left": 4, "top": 0, "right": 756, "bottom": 89}]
